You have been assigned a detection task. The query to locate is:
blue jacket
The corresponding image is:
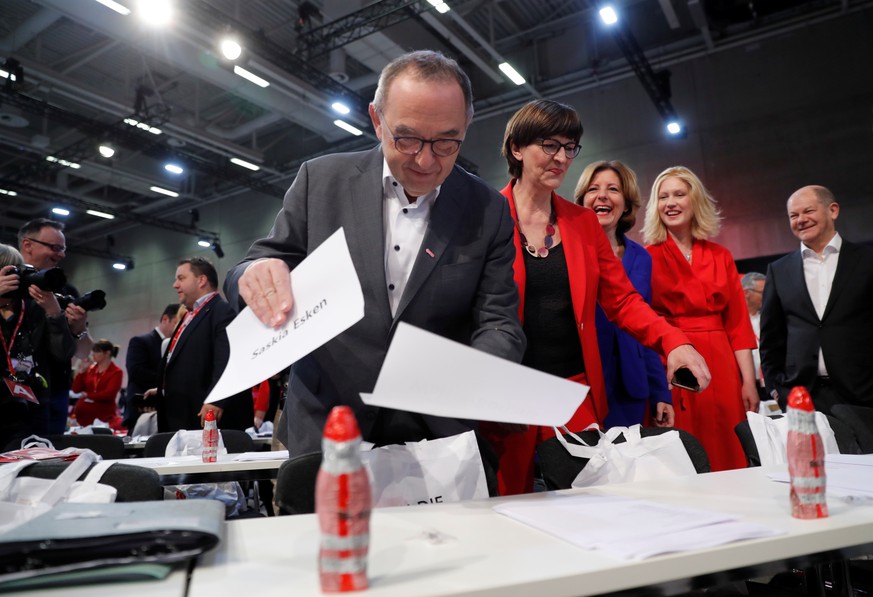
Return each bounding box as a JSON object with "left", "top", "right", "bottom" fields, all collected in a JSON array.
[{"left": 595, "top": 236, "right": 671, "bottom": 427}]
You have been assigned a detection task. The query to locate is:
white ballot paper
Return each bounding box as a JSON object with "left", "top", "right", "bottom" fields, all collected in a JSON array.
[
  {"left": 360, "top": 323, "right": 587, "bottom": 426},
  {"left": 205, "top": 228, "right": 364, "bottom": 404}
]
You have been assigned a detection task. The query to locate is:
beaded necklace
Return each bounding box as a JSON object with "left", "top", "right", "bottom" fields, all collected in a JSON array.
[{"left": 515, "top": 201, "right": 558, "bottom": 258}]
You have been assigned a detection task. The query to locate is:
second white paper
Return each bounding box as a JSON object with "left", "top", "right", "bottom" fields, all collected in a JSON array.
[
  {"left": 206, "top": 228, "right": 364, "bottom": 404},
  {"left": 361, "top": 323, "right": 587, "bottom": 426}
]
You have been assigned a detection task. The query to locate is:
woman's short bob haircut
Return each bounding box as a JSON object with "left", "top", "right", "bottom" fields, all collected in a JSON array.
[
  {"left": 643, "top": 165, "right": 722, "bottom": 244},
  {"left": 501, "top": 99, "right": 583, "bottom": 180},
  {"left": 574, "top": 160, "right": 641, "bottom": 238}
]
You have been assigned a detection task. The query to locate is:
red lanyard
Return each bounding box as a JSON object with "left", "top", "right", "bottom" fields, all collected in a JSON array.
[
  {"left": 1, "top": 300, "right": 25, "bottom": 378},
  {"left": 167, "top": 292, "right": 217, "bottom": 357}
]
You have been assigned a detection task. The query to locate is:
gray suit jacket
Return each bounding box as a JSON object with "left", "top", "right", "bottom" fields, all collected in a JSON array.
[
  {"left": 760, "top": 239, "right": 873, "bottom": 406},
  {"left": 225, "top": 146, "right": 525, "bottom": 455}
]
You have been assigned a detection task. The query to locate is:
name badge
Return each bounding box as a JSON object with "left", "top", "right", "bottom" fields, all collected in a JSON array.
[{"left": 4, "top": 378, "right": 39, "bottom": 404}]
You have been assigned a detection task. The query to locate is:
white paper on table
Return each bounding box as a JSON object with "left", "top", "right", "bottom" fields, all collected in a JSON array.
[
  {"left": 360, "top": 323, "right": 587, "bottom": 426},
  {"left": 494, "top": 493, "right": 783, "bottom": 560},
  {"left": 232, "top": 450, "right": 290, "bottom": 462},
  {"left": 768, "top": 454, "right": 873, "bottom": 498},
  {"left": 206, "top": 228, "right": 365, "bottom": 404}
]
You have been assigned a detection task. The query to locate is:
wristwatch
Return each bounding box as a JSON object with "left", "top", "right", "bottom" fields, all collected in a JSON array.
[{"left": 73, "top": 329, "right": 89, "bottom": 340}]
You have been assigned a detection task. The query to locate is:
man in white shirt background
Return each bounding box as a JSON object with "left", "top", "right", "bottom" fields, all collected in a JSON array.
[
  {"left": 760, "top": 185, "right": 873, "bottom": 413},
  {"left": 741, "top": 272, "right": 769, "bottom": 407}
]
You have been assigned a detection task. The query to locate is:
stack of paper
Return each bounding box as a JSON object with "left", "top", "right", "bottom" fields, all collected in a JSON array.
[
  {"left": 767, "top": 454, "right": 873, "bottom": 499},
  {"left": 494, "top": 494, "right": 782, "bottom": 560}
]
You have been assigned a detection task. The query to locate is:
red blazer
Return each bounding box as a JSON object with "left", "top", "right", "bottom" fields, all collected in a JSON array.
[
  {"left": 71, "top": 361, "right": 123, "bottom": 426},
  {"left": 502, "top": 182, "right": 689, "bottom": 423}
]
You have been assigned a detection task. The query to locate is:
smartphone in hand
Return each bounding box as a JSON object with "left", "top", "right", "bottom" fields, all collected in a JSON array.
[{"left": 671, "top": 367, "right": 701, "bottom": 392}]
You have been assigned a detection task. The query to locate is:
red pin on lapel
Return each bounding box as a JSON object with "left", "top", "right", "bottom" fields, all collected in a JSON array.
[{"left": 425, "top": 248, "right": 435, "bottom": 258}]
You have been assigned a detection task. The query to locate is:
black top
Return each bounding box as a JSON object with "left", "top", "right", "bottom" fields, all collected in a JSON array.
[{"left": 521, "top": 244, "right": 584, "bottom": 378}]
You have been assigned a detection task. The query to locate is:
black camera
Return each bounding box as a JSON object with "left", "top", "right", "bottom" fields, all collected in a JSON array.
[
  {"left": 1, "top": 265, "right": 67, "bottom": 298},
  {"left": 56, "top": 290, "right": 107, "bottom": 312}
]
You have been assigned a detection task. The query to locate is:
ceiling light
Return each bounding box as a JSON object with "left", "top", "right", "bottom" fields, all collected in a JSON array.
[
  {"left": 210, "top": 240, "right": 224, "bottom": 259},
  {"left": 113, "top": 258, "right": 134, "bottom": 271},
  {"left": 333, "top": 120, "right": 363, "bottom": 136},
  {"left": 98, "top": 143, "right": 116, "bottom": 158},
  {"left": 427, "top": 0, "right": 451, "bottom": 13},
  {"left": 229, "top": 157, "right": 260, "bottom": 171},
  {"left": 233, "top": 65, "right": 270, "bottom": 88},
  {"left": 666, "top": 120, "right": 683, "bottom": 136},
  {"left": 150, "top": 185, "right": 179, "bottom": 197},
  {"left": 220, "top": 38, "right": 243, "bottom": 61},
  {"left": 331, "top": 101, "right": 351, "bottom": 115},
  {"left": 0, "top": 188, "right": 18, "bottom": 196},
  {"left": 86, "top": 209, "right": 115, "bottom": 219},
  {"left": 136, "top": 0, "right": 172, "bottom": 26},
  {"left": 198, "top": 238, "right": 212, "bottom": 248},
  {"left": 52, "top": 207, "right": 70, "bottom": 216},
  {"left": 0, "top": 70, "right": 16, "bottom": 82},
  {"left": 123, "top": 117, "right": 162, "bottom": 135},
  {"left": 164, "top": 163, "right": 184, "bottom": 175},
  {"left": 498, "top": 62, "right": 526, "bottom": 86},
  {"left": 46, "top": 156, "right": 81, "bottom": 169},
  {"left": 599, "top": 6, "right": 619, "bottom": 25},
  {"left": 95, "top": 0, "right": 131, "bottom": 16}
]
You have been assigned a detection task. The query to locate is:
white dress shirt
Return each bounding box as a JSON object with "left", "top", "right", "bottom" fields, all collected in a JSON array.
[
  {"left": 382, "top": 160, "right": 440, "bottom": 316},
  {"left": 801, "top": 232, "right": 841, "bottom": 375}
]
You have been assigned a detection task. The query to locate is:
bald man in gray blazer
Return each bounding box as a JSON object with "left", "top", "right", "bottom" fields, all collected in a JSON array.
[{"left": 225, "top": 51, "right": 524, "bottom": 456}]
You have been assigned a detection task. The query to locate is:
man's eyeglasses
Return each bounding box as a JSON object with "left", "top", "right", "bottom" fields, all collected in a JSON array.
[
  {"left": 539, "top": 138, "right": 581, "bottom": 159},
  {"left": 26, "top": 237, "right": 66, "bottom": 253},
  {"left": 379, "top": 112, "right": 463, "bottom": 157}
]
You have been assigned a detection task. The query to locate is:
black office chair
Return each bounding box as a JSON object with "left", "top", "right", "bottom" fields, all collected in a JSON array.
[
  {"left": 17, "top": 461, "right": 163, "bottom": 502},
  {"left": 537, "top": 427, "right": 710, "bottom": 491},
  {"left": 734, "top": 414, "right": 861, "bottom": 467},
  {"left": 274, "top": 451, "right": 322, "bottom": 515},
  {"left": 830, "top": 405, "right": 873, "bottom": 453},
  {"left": 47, "top": 434, "right": 126, "bottom": 460}
]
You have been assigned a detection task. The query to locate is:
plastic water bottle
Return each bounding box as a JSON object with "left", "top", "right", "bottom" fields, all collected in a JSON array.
[
  {"left": 316, "top": 406, "right": 371, "bottom": 592},
  {"left": 786, "top": 386, "right": 828, "bottom": 519},
  {"left": 202, "top": 409, "right": 218, "bottom": 463}
]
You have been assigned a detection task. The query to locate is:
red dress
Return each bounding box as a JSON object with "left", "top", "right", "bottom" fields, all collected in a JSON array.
[
  {"left": 71, "top": 362, "right": 123, "bottom": 426},
  {"left": 647, "top": 236, "right": 756, "bottom": 471},
  {"left": 482, "top": 182, "right": 691, "bottom": 495}
]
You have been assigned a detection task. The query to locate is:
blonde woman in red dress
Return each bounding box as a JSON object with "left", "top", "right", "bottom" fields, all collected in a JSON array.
[
  {"left": 644, "top": 166, "right": 758, "bottom": 471},
  {"left": 71, "top": 338, "right": 123, "bottom": 426}
]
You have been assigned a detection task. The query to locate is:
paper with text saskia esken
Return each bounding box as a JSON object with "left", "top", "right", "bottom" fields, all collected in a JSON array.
[{"left": 205, "top": 228, "right": 364, "bottom": 404}]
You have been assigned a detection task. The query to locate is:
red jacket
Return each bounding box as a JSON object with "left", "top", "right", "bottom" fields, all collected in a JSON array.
[{"left": 502, "top": 181, "right": 689, "bottom": 424}]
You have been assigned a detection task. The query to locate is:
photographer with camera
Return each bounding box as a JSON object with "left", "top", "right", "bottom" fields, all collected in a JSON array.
[
  {"left": 18, "top": 218, "right": 91, "bottom": 434},
  {"left": 0, "top": 243, "right": 76, "bottom": 450}
]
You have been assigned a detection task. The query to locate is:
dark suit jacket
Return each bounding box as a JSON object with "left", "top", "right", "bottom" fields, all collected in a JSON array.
[
  {"left": 125, "top": 329, "right": 162, "bottom": 399},
  {"left": 224, "top": 146, "right": 525, "bottom": 455},
  {"left": 156, "top": 294, "right": 253, "bottom": 432},
  {"left": 760, "top": 238, "right": 873, "bottom": 405}
]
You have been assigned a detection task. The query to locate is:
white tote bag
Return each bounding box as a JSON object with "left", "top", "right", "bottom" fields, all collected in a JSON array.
[
  {"left": 362, "top": 430, "right": 489, "bottom": 508},
  {"left": 0, "top": 450, "right": 117, "bottom": 533},
  {"left": 554, "top": 425, "right": 698, "bottom": 488},
  {"left": 745, "top": 411, "right": 839, "bottom": 467}
]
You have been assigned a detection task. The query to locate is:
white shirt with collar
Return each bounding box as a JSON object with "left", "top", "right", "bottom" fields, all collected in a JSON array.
[
  {"left": 382, "top": 159, "right": 441, "bottom": 316},
  {"left": 154, "top": 326, "right": 167, "bottom": 340},
  {"left": 801, "top": 232, "right": 841, "bottom": 375}
]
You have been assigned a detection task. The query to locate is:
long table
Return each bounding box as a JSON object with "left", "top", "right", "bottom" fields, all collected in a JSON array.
[
  {"left": 188, "top": 467, "right": 873, "bottom": 597},
  {"left": 113, "top": 453, "right": 285, "bottom": 485}
]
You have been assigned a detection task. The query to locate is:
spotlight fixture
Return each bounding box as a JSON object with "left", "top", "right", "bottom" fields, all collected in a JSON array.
[
  {"left": 426, "top": 0, "right": 450, "bottom": 13},
  {"left": 599, "top": 6, "right": 619, "bottom": 25},
  {"left": 52, "top": 207, "right": 70, "bottom": 216},
  {"left": 220, "top": 37, "right": 243, "bottom": 61},
  {"left": 666, "top": 121, "right": 682, "bottom": 136},
  {"left": 98, "top": 143, "right": 116, "bottom": 158},
  {"left": 86, "top": 209, "right": 115, "bottom": 219},
  {"left": 136, "top": 0, "right": 172, "bottom": 26},
  {"left": 197, "top": 237, "right": 212, "bottom": 248},
  {"left": 113, "top": 258, "right": 134, "bottom": 271},
  {"left": 0, "top": 188, "right": 18, "bottom": 196},
  {"left": 164, "top": 163, "right": 184, "bottom": 175},
  {"left": 210, "top": 240, "right": 225, "bottom": 259},
  {"left": 46, "top": 156, "right": 81, "bottom": 169}
]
